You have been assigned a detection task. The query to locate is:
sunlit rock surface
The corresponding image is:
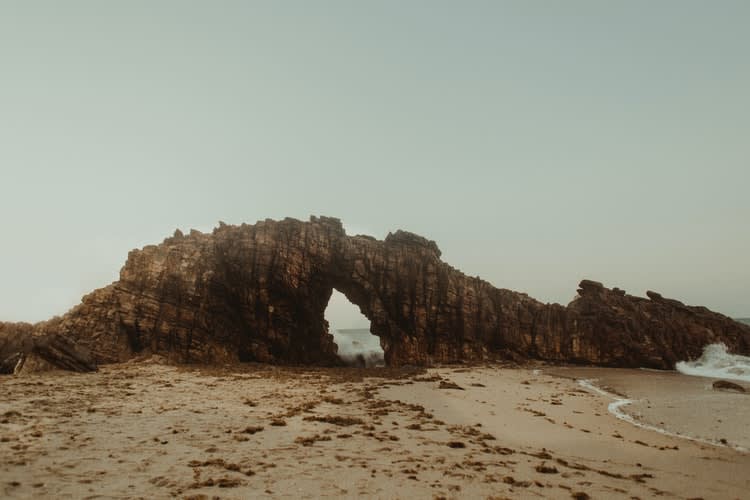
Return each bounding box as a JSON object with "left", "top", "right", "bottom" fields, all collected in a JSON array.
[{"left": 2, "top": 216, "right": 749, "bottom": 373}]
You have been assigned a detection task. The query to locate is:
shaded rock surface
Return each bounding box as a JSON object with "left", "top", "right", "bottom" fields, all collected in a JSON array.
[
  {"left": 2, "top": 216, "right": 749, "bottom": 373},
  {"left": 1, "top": 322, "right": 96, "bottom": 374},
  {"left": 712, "top": 380, "right": 746, "bottom": 393},
  {"left": 0, "top": 322, "right": 33, "bottom": 373}
]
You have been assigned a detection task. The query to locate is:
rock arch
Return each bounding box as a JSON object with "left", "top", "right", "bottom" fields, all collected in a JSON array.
[{"left": 2, "top": 216, "right": 750, "bottom": 373}]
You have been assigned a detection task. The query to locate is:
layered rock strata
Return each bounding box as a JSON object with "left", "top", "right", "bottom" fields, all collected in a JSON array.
[
  {"left": 0, "top": 322, "right": 95, "bottom": 374},
  {"left": 2, "top": 216, "right": 748, "bottom": 373}
]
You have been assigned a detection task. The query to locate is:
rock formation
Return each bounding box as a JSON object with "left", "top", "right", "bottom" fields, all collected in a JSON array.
[
  {"left": 0, "top": 322, "right": 96, "bottom": 374},
  {"left": 2, "top": 216, "right": 749, "bottom": 373},
  {"left": 712, "top": 380, "right": 746, "bottom": 393},
  {"left": 0, "top": 322, "right": 33, "bottom": 373}
]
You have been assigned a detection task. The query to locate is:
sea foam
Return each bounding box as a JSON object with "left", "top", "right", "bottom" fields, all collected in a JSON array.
[
  {"left": 675, "top": 343, "right": 750, "bottom": 382},
  {"left": 332, "top": 328, "right": 384, "bottom": 367}
]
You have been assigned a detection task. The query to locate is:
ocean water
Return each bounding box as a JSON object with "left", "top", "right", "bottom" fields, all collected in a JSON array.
[
  {"left": 577, "top": 376, "right": 748, "bottom": 452},
  {"left": 332, "top": 328, "right": 384, "bottom": 367},
  {"left": 577, "top": 379, "right": 712, "bottom": 445},
  {"left": 676, "top": 343, "right": 750, "bottom": 383}
]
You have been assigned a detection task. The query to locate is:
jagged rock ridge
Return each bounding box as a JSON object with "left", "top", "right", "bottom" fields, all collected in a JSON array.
[{"left": 2, "top": 216, "right": 749, "bottom": 373}]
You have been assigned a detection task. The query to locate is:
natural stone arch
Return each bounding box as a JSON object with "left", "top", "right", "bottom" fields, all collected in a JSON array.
[{"left": 2, "top": 215, "right": 749, "bottom": 373}]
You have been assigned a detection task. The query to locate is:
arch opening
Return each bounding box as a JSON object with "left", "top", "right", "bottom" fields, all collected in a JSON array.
[{"left": 325, "top": 289, "right": 384, "bottom": 367}]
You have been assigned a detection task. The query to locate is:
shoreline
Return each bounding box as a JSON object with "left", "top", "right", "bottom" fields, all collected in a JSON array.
[
  {"left": 578, "top": 378, "right": 747, "bottom": 452},
  {"left": 545, "top": 366, "right": 750, "bottom": 452}
]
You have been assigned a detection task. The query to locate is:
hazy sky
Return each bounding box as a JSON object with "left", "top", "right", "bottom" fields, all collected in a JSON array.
[{"left": 1, "top": 1, "right": 748, "bottom": 327}]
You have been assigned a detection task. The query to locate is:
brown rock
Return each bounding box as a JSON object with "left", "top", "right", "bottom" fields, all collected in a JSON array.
[
  {"left": 2, "top": 216, "right": 749, "bottom": 372},
  {"left": 438, "top": 380, "right": 464, "bottom": 390},
  {"left": 0, "top": 322, "right": 33, "bottom": 373},
  {"left": 712, "top": 380, "right": 746, "bottom": 393}
]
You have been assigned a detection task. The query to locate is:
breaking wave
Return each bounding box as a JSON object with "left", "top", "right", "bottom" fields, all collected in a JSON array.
[
  {"left": 675, "top": 343, "right": 750, "bottom": 383},
  {"left": 333, "top": 328, "right": 384, "bottom": 367}
]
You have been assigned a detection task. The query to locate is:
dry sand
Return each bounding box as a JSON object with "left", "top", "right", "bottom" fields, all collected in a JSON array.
[{"left": 1, "top": 361, "right": 749, "bottom": 499}]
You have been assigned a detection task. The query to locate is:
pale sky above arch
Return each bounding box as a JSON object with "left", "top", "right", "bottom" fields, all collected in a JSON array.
[{"left": 0, "top": 1, "right": 748, "bottom": 325}]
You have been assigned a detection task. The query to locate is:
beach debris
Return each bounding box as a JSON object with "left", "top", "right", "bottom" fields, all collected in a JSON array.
[
  {"left": 535, "top": 463, "right": 559, "bottom": 474},
  {"left": 438, "top": 380, "right": 464, "bottom": 390},
  {"left": 241, "top": 425, "right": 264, "bottom": 434},
  {"left": 294, "top": 434, "right": 332, "bottom": 446},
  {"left": 187, "top": 458, "right": 246, "bottom": 474},
  {"left": 190, "top": 476, "right": 244, "bottom": 488},
  {"left": 529, "top": 449, "right": 553, "bottom": 459},
  {"left": 502, "top": 475, "right": 531, "bottom": 487},
  {"left": 630, "top": 473, "right": 654, "bottom": 483},
  {"left": 302, "top": 415, "right": 364, "bottom": 426}
]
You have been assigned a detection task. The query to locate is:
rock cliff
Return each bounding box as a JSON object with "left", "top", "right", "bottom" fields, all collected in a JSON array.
[{"left": 2, "top": 216, "right": 749, "bottom": 373}]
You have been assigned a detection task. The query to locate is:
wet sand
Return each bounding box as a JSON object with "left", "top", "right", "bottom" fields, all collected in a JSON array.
[
  {"left": 546, "top": 366, "right": 750, "bottom": 451},
  {"left": 1, "top": 361, "right": 749, "bottom": 499}
]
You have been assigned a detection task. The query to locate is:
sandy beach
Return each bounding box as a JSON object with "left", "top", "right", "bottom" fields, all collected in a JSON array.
[{"left": 1, "top": 361, "right": 749, "bottom": 500}]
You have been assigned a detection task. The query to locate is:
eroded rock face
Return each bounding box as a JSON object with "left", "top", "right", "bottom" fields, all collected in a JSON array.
[
  {"left": 1, "top": 321, "right": 95, "bottom": 374},
  {"left": 0, "top": 322, "right": 33, "bottom": 373},
  {"left": 2, "top": 216, "right": 749, "bottom": 373}
]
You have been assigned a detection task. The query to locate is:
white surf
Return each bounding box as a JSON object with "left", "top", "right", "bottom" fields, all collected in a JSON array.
[
  {"left": 332, "top": 328, "right": 384, "bottom": 367},
  {"left": 675, "top": 343, "right": 750, "bottom": 383}
]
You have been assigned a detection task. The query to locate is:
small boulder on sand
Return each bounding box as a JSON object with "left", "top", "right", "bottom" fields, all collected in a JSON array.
[{"left": 712, "top": 380, "right": 746, "bottom": 393}]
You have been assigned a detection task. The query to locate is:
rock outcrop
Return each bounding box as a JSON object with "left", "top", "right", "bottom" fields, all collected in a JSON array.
[
  {"left": 0, "top": 322, "right": 33, "bottom": 373},
  {"left": 1, "top": 321, "right": 96, "bottom": 374},
  {"left": 712, "top": 380, "right": 746, "bottom": 393},
  {"left": 2, "top": 216, "right": 749, "bottom": 373}
]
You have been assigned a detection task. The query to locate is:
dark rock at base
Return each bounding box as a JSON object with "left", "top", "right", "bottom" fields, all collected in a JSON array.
[
  {"left": 1, "top": 322, "right": 96, "bottom": 375},
  {"left": 0, "top": 351, "right": 22, "bottom": 374},
  {"left": 0, "top": 322, "right": 33, "bottom": 374},
  {"left": 712, "top": 380, "right": 746, "bottom": 393},
  {"left": 20, "top": 334, "right": 97, "bottom": 374}
]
